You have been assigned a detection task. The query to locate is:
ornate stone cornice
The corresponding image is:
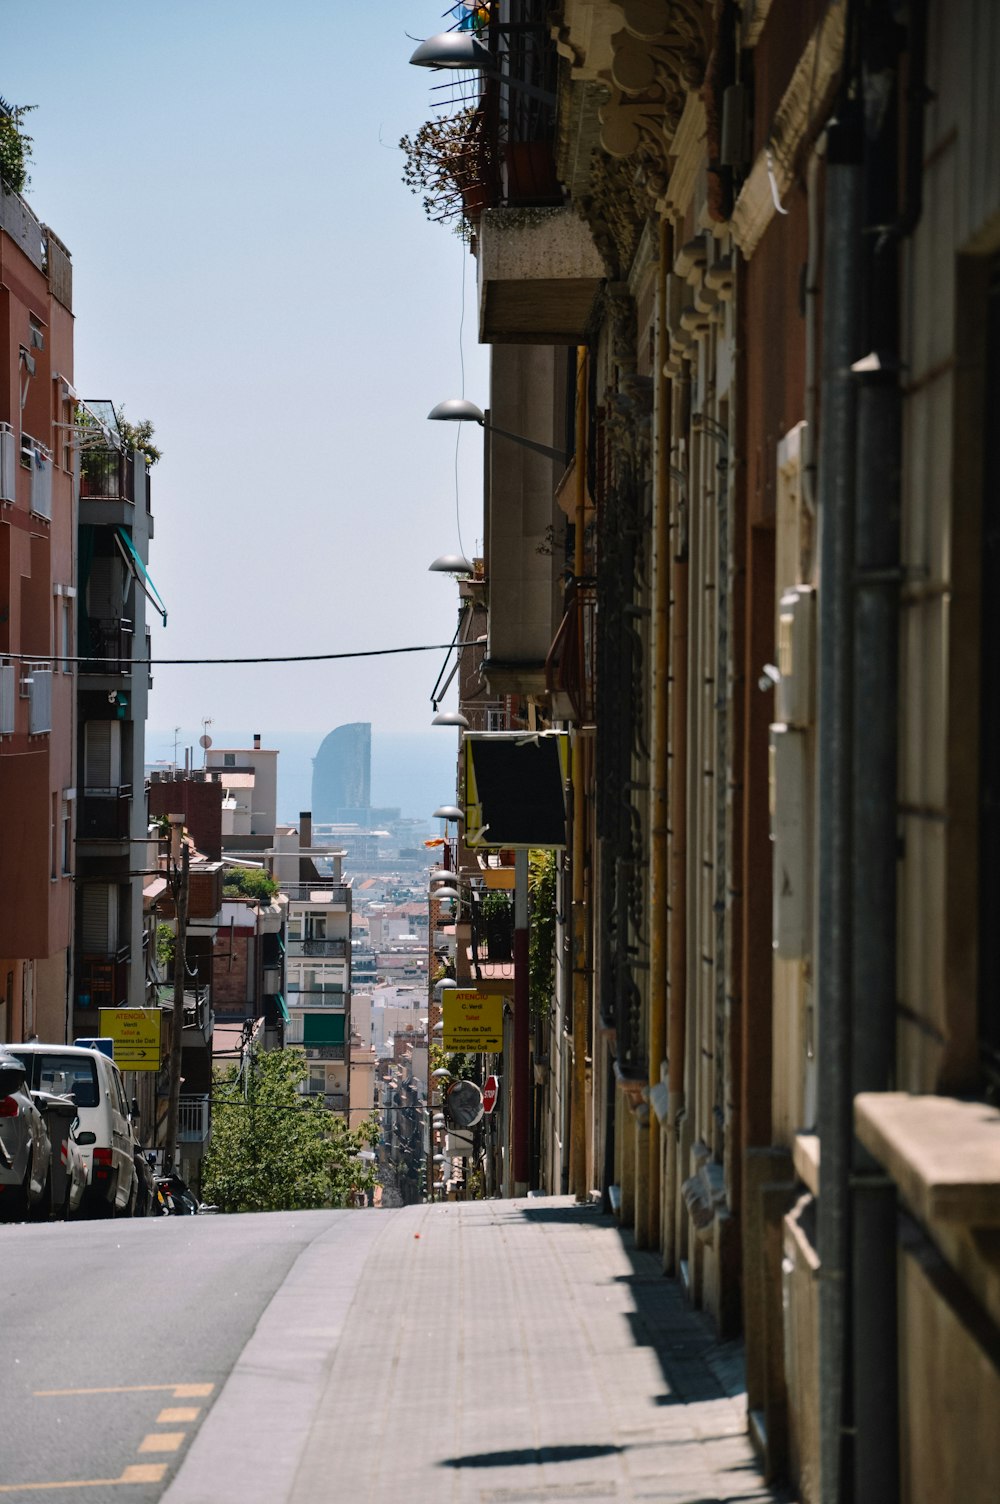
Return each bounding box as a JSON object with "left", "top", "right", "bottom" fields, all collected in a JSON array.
[
  {"left": 731, "top": 0, "right": 846, "bottom": 258},
  {"left": 598, "top": 0, "right": 712, "bottom": 199}
]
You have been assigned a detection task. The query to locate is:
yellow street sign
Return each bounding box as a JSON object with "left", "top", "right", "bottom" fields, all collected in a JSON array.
[
  {"left": 99, "top": 1008, "right": 163, "bottom": 1071},
  {"left": 442, "top": 990, "right": 504, "bottom": 1052}
]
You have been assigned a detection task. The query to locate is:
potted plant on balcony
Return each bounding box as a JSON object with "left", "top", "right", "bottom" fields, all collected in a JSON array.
[
  {"left": 479, "top": 888, "right": 513, "bottom": 962},
  {"left": 400, "top": 105, "right": 489, "bottom": 237}
]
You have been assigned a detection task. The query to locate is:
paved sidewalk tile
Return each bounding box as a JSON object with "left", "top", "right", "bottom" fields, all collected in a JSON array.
[{"left": 292, "top": 1197, "right": 794, "bottom": 1504}]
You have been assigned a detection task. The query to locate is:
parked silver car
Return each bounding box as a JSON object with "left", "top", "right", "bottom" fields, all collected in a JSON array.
[{"left": 0, "top": 1052, "right": 52, "bottom": 1221}]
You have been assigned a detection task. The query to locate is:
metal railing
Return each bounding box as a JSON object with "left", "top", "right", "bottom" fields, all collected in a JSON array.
[
  {"left": 79, "top": 785, "right": 133, "bottom": 840},
  {"left": 79, "top": 447, "right": 135, "bottom": 504},
  {"left": 286, "top": 937, "right": 348, "bottom": 958},
  {"left": 81, "top": 617, "right": 133, "bottom": 676},
  {"left": 279, "top": 882, "right": 350, "bottom": 903},
  {"left": 177, "top": 1093, "right": 210, "bottom": 1143}
]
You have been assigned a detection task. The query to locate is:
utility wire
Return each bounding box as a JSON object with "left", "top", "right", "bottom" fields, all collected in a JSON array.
[{"left": 4, "top": 641, "right": 480, "bottom": 668}]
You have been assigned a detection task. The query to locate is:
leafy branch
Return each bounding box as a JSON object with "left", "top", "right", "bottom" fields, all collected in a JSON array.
[{"left": 0, "top": 99, "right": 35, "bottom": 195}]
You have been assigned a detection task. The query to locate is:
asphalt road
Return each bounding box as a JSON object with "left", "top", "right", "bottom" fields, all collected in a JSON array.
[
  {"left": 0, "top": 1210, "right": 379, "bottom": 1504},
  {"left": 0, "top": 1201, "right": 786, "bottom": 1504}
]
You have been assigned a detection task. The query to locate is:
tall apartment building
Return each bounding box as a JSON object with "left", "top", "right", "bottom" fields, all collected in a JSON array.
[
  {"left": 270, "top": 818, "right": 352, "bottom": 1117},
  {"left": 74, "top": 406, "right": 159, "bottom": 1025},
  {"left": 311, "top": 721, "right": 371, "bottom": 822},
  {"left": 0, "top": 163, "right": 76, "bottom": 1042}
]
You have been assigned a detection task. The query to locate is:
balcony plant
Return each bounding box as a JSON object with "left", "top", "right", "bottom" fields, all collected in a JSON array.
[
  {"left": 479, "top": 887, "right": 513, "bottom": 962},
  {"left": 400, "top": 105, "right": 487, "bottom": 237},
  {"left": 0, "top": 99, "right": 34, "bottom": 194}
]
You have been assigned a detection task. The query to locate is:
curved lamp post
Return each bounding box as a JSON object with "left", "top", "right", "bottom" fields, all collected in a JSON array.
[{"left": 428, "top": 399, "right": 570, "bottom": 466}]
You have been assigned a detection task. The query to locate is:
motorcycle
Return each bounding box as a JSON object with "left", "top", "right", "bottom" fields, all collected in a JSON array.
[{"left": 152, "top": 1170, "right": 217, "bottom": 1215}]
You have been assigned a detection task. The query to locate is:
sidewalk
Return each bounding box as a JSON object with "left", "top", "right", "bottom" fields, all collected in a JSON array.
[{"left": 167, "top": 1197, "right": 794, "bottom": 1504}]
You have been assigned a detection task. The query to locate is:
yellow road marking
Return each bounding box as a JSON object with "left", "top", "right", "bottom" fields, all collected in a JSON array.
[
  {"left": 34, "top": 1381, "right": 214, "bottom": 1398},
  {"left": 0, "top": 1464, "right": 168, "bottom": 1492},
  {"left": 137, "top": 1432, "right": 185, "bottom": 1454},
  {"left": 157, "top": 1406, "right": 200, "bottom": 1423},
  {"left": 120, "top": 1465, "right": 169, "bottom": 1484}
]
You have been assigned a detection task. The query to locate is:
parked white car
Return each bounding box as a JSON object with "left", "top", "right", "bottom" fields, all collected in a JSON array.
[
  {"left": 12, "top": 1045, "right": 137, "bottom": 1218},
  {"left": 0, "top": 1051, "right": 52, "bottom": 1221}
]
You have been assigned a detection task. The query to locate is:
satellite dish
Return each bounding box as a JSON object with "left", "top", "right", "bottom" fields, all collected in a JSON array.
[
  {"left": 199, "top": 735, "right": 213, "bottom": 749},
  {"left": 445, "top": 1078, "right": 484, "bottom": 1128}
]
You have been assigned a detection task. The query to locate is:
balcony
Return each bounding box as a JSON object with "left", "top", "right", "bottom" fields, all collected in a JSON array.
[
  {"left": 79, "top": 447, "right": 136, "bottom": 527},
  {"left": 75, "top": 949, "right": 130, "bottom": 1010},
  {"left": 478, "top": 206, "right": 605, "bottom": 344},
  {"left": 287, "top": 938, "right": 348, "bottom": 959},
  {"left": 545, "top": 580, "right": 597, "bottom": 724},
  {"left": 156, "top": 985, "right": 213, "bottom": 1046},
  {"left": 80, "top": 617, "right": 133, "bottom": 681},
  {"left": 177, "top": 1093, "right": 210, "bottom": 1144},
  {"left": 78, "top": 785, "right": 132, "bottom": 842},
  {"left": 280, "top": 882, "right": 350, "bottom": 906}
]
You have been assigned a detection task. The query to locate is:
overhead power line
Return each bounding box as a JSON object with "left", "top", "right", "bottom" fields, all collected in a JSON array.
[{"left": 4, "top": 641, "right": 477, "bottom": 668}]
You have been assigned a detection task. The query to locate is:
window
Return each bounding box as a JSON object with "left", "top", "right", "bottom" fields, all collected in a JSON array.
[
  {"left": 223, "top": 753, "right": 236, "bottom": 768},
  {"left": 61, "top": 797, "right": 72, "bottom": 875},
  {"left": 27, "top": 1054, "right": 99, "bottom": 1108}
]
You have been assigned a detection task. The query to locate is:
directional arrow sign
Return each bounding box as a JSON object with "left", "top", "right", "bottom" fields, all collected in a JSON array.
[{"left": 99, "top": 1009, "right": 162, "bottom": 1071}]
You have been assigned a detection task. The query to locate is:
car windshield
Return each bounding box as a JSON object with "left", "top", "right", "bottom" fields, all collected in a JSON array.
[{"left": 27, "top": 1056, "right": 99, "bottom": 1108}]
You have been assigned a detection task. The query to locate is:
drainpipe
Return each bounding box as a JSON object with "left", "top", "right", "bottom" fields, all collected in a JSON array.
[
  {"left": 513, "top": 847, "right": 530, "bottom": 1196},
  {"left": 850, "top": 4, "right": 925, "bottom": 1498},
  {"left": 571, "top": 347, "right": 590, "bottom": 1203},
  {"left": 647, "top": 222, "right": 673, "bottom": 1246},
  {"left": 665, "top": 359, "right": 689, "bottom": 1274},
  {"left": 815, "top": 93, "right": 864, "bottom": 1504}
]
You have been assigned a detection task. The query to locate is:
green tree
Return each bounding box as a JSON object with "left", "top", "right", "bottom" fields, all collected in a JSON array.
[
  {"left": 0, "top": 101, "right": 35, "bottom": 194},
  {"left": 222, "top": 865, "right": 279, "bottom": 903},
  {"left": 202, "top": 1047, "right": 378, "bottom": 1213},
  {"left": 528, "top": 849, "right": 557, "bottom": 1019}
]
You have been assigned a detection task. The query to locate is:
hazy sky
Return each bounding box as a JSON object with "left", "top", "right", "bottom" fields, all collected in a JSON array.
[{"left": 3, "top": 0, "right": 488, "bottom": 761}]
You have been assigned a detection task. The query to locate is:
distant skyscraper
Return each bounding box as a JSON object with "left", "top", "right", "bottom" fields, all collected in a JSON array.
[{"left": 312, "top": 723, "right": 372, "bottom": 822}]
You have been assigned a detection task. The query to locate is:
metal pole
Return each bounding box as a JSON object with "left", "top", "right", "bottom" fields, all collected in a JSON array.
[
  {"left": 646, "top": 222, "right": 672, "bottom": 1245},
  {"left": 513, "top": 849, "right": 530, "bottom": 1196},
  {"left": 570, "top": 347, "right": 590, "bottom": 1203},
  {"left": 816, "top": 106, "right": 863, "bottom": 1504},
  {"left": 162, "top": 832, "right": 189, "bottom": 1170}
]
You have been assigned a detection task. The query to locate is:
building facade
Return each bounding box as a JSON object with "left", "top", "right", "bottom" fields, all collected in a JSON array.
[
  {"left": 0, "top": 163, "right": 75, "bottom": 1042},
  {"left": 412, "top": 2, "right": 1000, "bottom": 1500}
]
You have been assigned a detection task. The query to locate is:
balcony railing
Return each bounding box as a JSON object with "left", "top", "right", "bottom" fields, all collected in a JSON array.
[
  {"left": 75, "top": 949, "right": 130, "bottom": 1010},
  {"left": 177, "top": 1093, "right": 210, "bottom": 1144},
  {"left": 280, "top": 882, "right": 350, "bottom": 904},
  {"left": 470, "top": 894, "right": 515, "bottom": 969},
  {"left": 81, "top": 617, "right": 133, "bottom": 677},
  {"left": 545, "top": 581, "right": 597, "bottom": 725},
  {"left": 287, "top": 938, "right": 348, "bottom": 958},
  {"left": 79, "top": 785, "right": 133, "bottom": 840},
  {"left": 80, "top": 447, "right": 135, "bottom": 504}
]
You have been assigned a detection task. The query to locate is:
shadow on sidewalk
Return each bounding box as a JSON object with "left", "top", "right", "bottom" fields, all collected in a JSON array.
[{"left": 513, "top": 1200, "right": 794, "bottom": 1502}]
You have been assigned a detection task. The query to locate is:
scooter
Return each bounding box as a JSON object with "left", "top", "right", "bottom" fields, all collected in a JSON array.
[{"left": 153, "top": 1171, "right": 217, "bottom": 1215}]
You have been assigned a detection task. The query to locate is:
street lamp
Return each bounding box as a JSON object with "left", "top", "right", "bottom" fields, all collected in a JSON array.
[
  {"left": 409, "top": 29, "right": 556, "bottom": 108},
  {"left": 431, "top": 710, "right": 469, "bottom": 729},
  {"left": 429, "top": 553, "right": 476, "bottom": 576},
  {"left": 428, "top": 399, "right": 570, "bottom": 466}
]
